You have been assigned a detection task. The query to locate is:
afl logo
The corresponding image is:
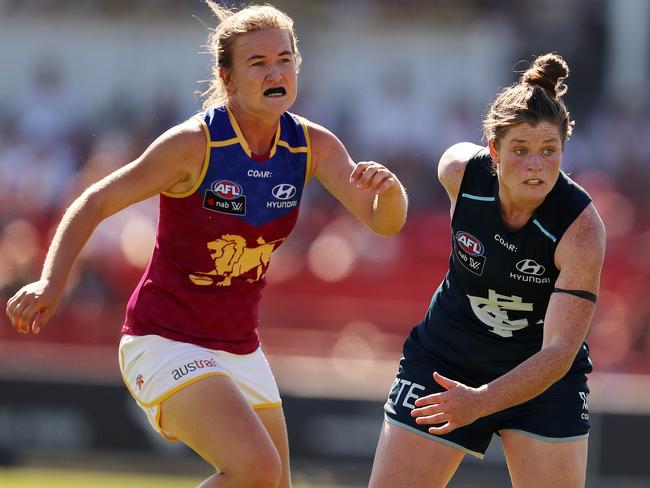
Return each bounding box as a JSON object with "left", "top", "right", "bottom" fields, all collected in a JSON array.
[
  {"left": 272, "top": 183, "right": 297, "bottom": 201},
  {"left": 516, "top": 259, "right": 546, "bottom": 276},
  {"left": 211, "top": 180, "right": 242, "bottom": 200},
  {"left": 456, "top": 232, "right": 484, "bottom": 256}
]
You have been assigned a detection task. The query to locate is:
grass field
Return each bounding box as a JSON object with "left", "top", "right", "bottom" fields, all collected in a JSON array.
[{"left": 0, "top": 467, "right": 346, "bottom": 488}]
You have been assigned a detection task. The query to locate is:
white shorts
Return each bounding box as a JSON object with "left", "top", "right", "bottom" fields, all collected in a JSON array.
[{"left": 118, "top": 334, "right": 282, "bottom": 440}]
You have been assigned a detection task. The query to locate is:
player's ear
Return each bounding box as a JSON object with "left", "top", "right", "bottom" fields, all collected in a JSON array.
[
  {"left": 488, "top": 138, "right": 500, "bottom": 165},
  {"left": 220, "top": 67, "right": 235, "bottom": 95}
]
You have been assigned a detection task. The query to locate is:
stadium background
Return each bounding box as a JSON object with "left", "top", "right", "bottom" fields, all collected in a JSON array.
[{"left": 0, "top": 0, "right": 648, "bottom": 486}]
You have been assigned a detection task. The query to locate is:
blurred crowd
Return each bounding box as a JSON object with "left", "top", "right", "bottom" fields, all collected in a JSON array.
[{"left": 0, "top": 0, "right": 649, "bottom": 375}]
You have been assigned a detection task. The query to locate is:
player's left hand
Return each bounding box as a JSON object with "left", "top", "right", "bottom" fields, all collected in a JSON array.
[
  {"left": 350, "top": 161, "right": 399, "bottom": 195},
  {"left": 410, "top": 372, "right": 486, "bottom": 435}
]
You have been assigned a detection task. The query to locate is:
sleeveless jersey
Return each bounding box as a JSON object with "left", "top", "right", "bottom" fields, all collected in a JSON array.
[
  {"left": 122, "top": 106, "right": 314, "bottom": 353},
  {"left": 414, "top": 148, "right": 593, "bottom": 385}
]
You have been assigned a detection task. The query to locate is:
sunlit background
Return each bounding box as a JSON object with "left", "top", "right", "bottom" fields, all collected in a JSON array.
[{"left": 1, "top": 1, "right": 649, "bottom": 487}]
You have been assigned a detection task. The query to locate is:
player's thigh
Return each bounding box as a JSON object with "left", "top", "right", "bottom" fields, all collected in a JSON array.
[
  {"left": 369, "top": 420, "right": 464, "bottom": 488},
  {"left": 500, "top": 429, "right": 587, "bottom": 488},
  {"left": 160, "top": 374, "right": 281, "bottom": 477},
  {"left": 255, "top": 406, "right": 291, "bottom": 488}
]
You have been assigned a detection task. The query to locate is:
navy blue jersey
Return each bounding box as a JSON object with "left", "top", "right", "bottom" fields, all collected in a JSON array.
[{"left": 414, "top": 148, "right": 593, "bottom": 385}]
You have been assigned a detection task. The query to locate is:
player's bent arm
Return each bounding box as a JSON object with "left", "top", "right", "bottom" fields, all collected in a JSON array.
[
  {"left": 475, "top": 204, "right": 606, "bottom": 416},
  {"left": 45, "top": 118, "right": 205, "bottom": 281},
  {"left": 5, "top": 118, "right": 206, "bottom": 334},
  {"left": 437, "top": 142, "right": 482, "bottom": 214},
  {"left": 542, "top": 203, "right": 606, "bottom": 367},
  {"left": 307, "top": 120, "right": 407, "bottom": 236},
  {"left": 411, "top": 205, "right": 605, "bottom": 433}
]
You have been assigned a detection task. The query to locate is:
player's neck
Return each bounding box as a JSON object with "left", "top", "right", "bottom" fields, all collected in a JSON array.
[
  {"left": 227, "top": 103, "right": 279, "bottom": 155},
  {"left": 498, "top": 191, "right": 541, "bottom": 231}
]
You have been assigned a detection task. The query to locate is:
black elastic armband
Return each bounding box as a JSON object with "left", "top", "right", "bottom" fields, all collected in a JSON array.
[{"left": 553, "top": 287, "right": 597, "bottom": 303}]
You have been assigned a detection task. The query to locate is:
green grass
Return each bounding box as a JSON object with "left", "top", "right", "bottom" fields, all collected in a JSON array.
[
  {"left": 0, "top": 468, "right": 201, "bottom": 488},
  {"left": 0, "top": 467, "right": 344, "bottom": 488}
]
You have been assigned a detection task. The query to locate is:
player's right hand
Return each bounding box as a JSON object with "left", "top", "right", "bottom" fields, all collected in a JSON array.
[
  {"left": 349, "top": 161, "right": 399, "bottom": 195},
  {"left": 5, "top": 279, "right": 62, "bottom": 335}
]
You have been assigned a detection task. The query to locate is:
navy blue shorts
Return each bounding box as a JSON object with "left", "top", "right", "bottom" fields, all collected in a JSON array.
[{"left": 384, "top": 335, "right": 591, "bottom": 458}]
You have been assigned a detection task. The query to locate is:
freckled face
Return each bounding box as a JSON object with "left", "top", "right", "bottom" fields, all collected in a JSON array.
[
  {"left": 490, "top": 121, "right": 563, "bottom": 206},
  {"left": 222, "top": 28, "right": 298, "bottom": 118}
]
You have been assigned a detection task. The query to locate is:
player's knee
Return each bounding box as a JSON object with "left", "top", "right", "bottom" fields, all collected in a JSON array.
[
  {"left": 229, "top": 446, "right": 282, "bottom": 488},
  {"left": 248, "top": 447, "right": 283, "bottom": 487}
]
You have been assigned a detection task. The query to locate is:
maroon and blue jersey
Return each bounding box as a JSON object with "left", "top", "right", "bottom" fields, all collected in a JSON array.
[{"left": 122, "top": 106, "right": 314, "bottom": 353}]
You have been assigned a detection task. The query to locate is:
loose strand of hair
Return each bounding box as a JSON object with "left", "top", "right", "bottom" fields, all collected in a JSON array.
[{"left": 204, "top": 0, "right": 233, "bottom": 23}]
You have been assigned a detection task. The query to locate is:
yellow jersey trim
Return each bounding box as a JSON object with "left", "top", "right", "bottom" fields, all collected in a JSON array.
[
  {"left": 209, "top": 137, "right": 240, "bottom": 147},
  {"left": 297, "top": 116, "right": 314, "bottom": 185},
  {"left": 276, "top": 140, "right": 309, "bottom": 153},
  {"left": 269, "top": 122, "right": 281, "bottom": 158},
  {"left": 155, "top": 407, "right": 177, "bottom": 442},
  {"left": 226, "top": 106, "right": 281, "bottom": 159},
  {"left": 162, "top": 115, "right": 211, "bottom": 199},
  {"left": 252, "top": 401, "right": 283, "bottom": 410}
]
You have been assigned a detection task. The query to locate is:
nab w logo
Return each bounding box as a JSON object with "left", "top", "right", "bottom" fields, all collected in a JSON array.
[
  {"left": 272, "top": 184, "right": 297, "bottom": 201},
  {"left": 204, "top": 180, "right": 246, "bottom": 215},
  {"left": 516, "top": 259, "right": 545, "bottom": 276}
]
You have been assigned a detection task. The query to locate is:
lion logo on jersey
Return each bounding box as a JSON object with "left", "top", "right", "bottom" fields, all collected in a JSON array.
[{"left": 189, "top": 234, "right": 284, "bottom": 287}]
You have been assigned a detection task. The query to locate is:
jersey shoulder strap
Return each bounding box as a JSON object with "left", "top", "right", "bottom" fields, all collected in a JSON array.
[
  {"left": 533, "top": 171, "right": 592, "bottom": 245},
  {"left": 457, "top": 147, "right": 496, "bottom": 200}
]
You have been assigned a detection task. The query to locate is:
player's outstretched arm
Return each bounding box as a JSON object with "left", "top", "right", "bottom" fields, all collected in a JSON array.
[
  {"left": 306, "top": 120, "right": 407, "bottom": 236},
  {"left": 5, "top": 118, "right": 206, "bottom": 335}
]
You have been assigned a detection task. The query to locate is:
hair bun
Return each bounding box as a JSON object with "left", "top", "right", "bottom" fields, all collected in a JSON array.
[{"left": 521, "top": 53, "right": 569, "bottom": 97}]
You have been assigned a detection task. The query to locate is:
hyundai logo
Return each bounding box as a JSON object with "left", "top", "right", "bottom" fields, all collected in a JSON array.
[
  {"left": 515, "top": 259, "right": 545, "bottom": 276},
  {"left": 272, "top": 184, "right": 297, "bottom": 200}
]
